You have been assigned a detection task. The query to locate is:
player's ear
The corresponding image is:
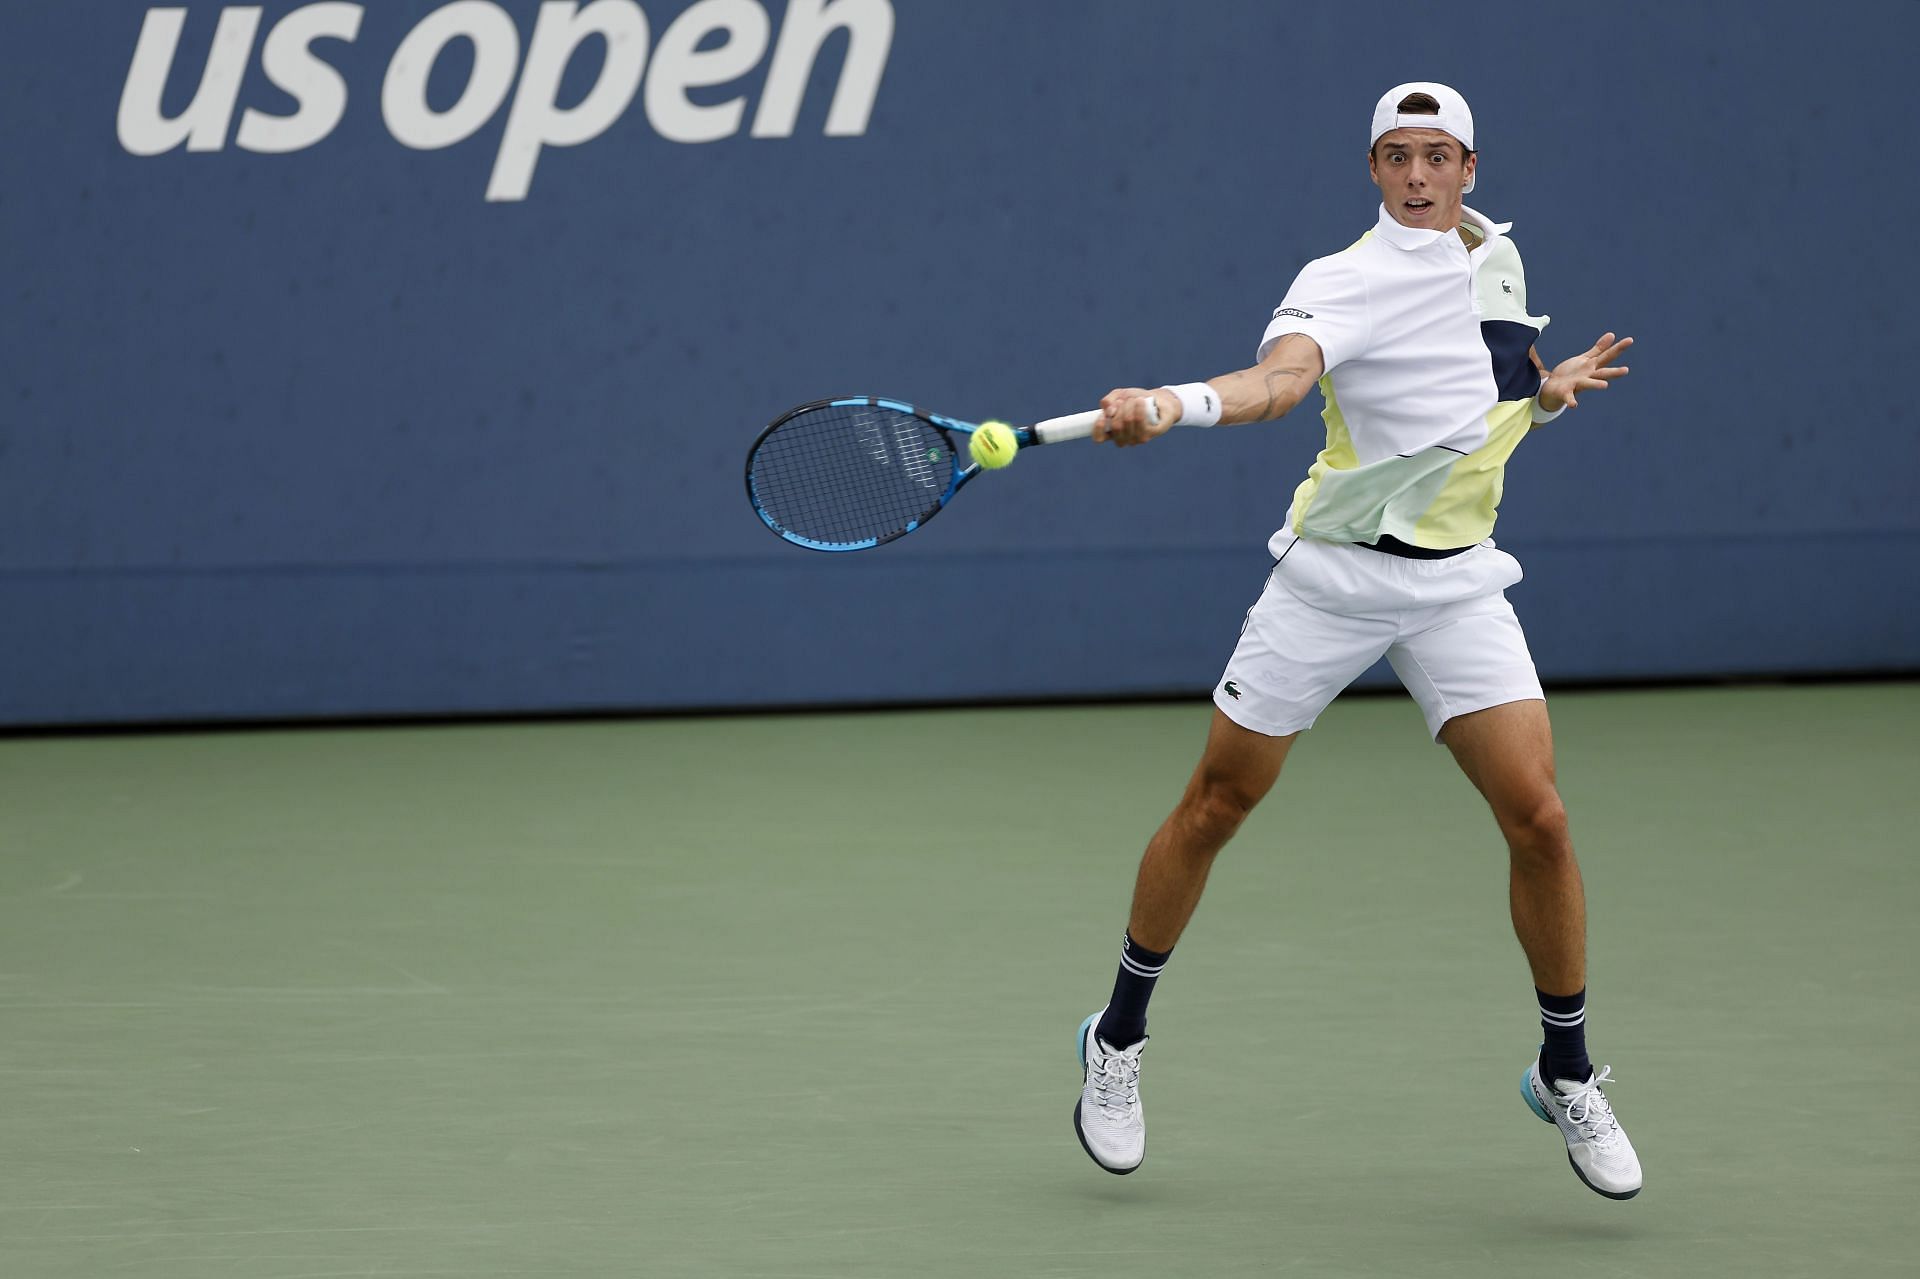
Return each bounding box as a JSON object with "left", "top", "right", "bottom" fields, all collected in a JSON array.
[
  {"left": 1367, "top": 148, "right": 1380, "bottom": 188},
  {"left": 1462, "top": 151, "right": 1477, "bottom": 190}
]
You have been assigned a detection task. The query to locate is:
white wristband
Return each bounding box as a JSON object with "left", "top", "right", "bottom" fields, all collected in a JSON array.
[
  {"left": 1531, "top": 384, "right": 1566, "bottom": 424},
  {"left": 1162, "top": 382, "right": 1222, "bottom": 427}
]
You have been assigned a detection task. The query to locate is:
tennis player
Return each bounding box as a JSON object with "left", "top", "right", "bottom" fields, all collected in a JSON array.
[{"left": 1071, "top": 82, "right": 1642, "bottom": 1200}]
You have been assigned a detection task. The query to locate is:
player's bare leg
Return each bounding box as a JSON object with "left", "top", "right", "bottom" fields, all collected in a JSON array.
[
  {"left": 1126, "top": 708, "right": 1296, "bottom": 952},
  {"left": 1440, "top": 700, "right": 1583, "bottom": 994},
  {"left": 1075, "top": 708, "right": 1292, "bottom": 1174},
  {"left": 1441, "top": 698, "right": 1642, "bottom": 1199}
]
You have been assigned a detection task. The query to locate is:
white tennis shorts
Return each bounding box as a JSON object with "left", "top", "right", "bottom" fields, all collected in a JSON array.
[{"left": 1213, "top": 536, "right": 1544, "bottom": 741}]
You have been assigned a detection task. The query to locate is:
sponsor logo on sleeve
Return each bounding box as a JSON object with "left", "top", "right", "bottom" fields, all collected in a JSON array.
[{"left": 1271, "top": 307, "right": 1313, "bottom": 320}]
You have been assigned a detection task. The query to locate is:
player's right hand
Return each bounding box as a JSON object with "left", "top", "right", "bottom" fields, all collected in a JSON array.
[{"left": 1096, "top": 388, "right": 1176, "bottom": 447}]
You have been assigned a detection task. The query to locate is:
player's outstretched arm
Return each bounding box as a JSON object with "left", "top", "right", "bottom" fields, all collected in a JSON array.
[
  {"left": 1538, "top": 332, "right": 1633, "bottom": 412},
  {"left": 1094, "top": 334, "right": 1327, "bottom": 446},
  {"left": 1207, "top": 333, "right": 1327, "bottom": 425}
]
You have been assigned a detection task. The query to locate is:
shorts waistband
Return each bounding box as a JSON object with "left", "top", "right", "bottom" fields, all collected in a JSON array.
[{"left": 1356, "top": 534, "right": 1474, "bottom": 560}]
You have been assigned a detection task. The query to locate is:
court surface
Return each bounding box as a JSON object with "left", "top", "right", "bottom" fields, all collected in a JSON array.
[{"left": 3, "top": 682, "right": 1914, "bottom": 1277}]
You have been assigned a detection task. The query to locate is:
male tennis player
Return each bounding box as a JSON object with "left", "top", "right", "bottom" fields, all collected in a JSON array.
[{"left": 1070, "top": 82, "right": 1642, "bottom": 1200}]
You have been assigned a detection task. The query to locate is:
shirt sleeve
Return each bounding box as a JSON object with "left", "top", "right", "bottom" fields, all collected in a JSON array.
[
  {"left": 1485, "top": 237, "right": 1557, "bottom": 414},
  {"left": 1256, "top": 256, "right": 1370, "bottom": 370}
]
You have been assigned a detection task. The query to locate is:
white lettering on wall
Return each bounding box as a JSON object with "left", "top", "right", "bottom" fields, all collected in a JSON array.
[
  {"left": 115, "top": 0, "right": 895, "bottom": 200},
  {"left": 489, "top": 1, "right": 651, "bottom": 203},
  {"left": 236, "top": 2, "right": 364, "bottom": 153},
  {"left": 646, "top": 0, "right": 771, "bottom": 145},
  {"left": 751, "top": 0, "right": 892, "bottom": 139},
  {"left": 382, "top": 1, "right": 522, "bottom": 151},
  {"left": 118, "top": 6, "right": 263, "bottom": 156}
]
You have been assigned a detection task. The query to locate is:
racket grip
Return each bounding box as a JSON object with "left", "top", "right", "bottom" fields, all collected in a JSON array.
[
  {"left": 1029, "top": 410, "right": 1099, "bottom": 444},
  {"left": 1030, "top": 396, "right": 1160, "bottom": 445}
]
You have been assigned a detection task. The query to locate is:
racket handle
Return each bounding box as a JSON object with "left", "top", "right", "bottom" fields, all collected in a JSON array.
[
  {"left": 1029, "top": 410, "right": 1099, "bottom": 444},
  {"left": 1029, "top": 395, "right": 1161, "bottom": 445}
]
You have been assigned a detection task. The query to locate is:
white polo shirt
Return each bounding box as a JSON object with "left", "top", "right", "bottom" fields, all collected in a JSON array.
[{"left": 1258, "top": 204, "right": 1554, "bottom": 551}]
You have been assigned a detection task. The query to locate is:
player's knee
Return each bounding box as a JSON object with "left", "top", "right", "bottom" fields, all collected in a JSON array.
[
  {"left": 1503, "top": 791, "right": 1570, "bottom": 861},
  {"left": 1182, "top": 773, "right": 1261, "bottom": 843}
]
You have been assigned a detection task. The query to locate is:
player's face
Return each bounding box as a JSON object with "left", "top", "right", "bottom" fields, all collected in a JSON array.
[{"left": 1369, "top": 128, "right": 1475, "bottom": 231}]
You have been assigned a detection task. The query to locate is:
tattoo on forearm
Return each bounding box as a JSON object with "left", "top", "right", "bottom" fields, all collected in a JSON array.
[{"left": 1259, "top": 367, "right": 1312, "bottom": 419}]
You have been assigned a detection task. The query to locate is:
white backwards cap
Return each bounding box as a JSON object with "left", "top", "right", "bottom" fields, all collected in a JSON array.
[{"left": 1370, "top": 81, "right": 1476, "bottom": 192}]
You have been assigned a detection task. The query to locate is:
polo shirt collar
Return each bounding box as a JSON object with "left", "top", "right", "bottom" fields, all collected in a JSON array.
[
  {"left": 1461, "top": 205, "right": 1513, "bottom": 245},
  {"left": 1372, "top": 204, "right": 1444, "bottom": 251},
  {"left": 1371, "top": 203, "right": 1513, "bottom": 251}
]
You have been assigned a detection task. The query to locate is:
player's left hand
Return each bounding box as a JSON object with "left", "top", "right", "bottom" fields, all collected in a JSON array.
[
  {"left": 1540, "top": 333, "right": 1632, "bottom": 411},
  {"left": 1095, "top": 388, "right": 1176, "bottom": 446}
]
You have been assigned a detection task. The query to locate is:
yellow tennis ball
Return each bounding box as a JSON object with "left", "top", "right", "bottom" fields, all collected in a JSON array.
[{"left": 970, "top": 421, "right": 1019, "bottom": 470}]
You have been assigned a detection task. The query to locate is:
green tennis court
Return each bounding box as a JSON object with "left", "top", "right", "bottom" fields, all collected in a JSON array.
[{"left": 3, "top": 682, "right": 1914, "bottom": 1277}]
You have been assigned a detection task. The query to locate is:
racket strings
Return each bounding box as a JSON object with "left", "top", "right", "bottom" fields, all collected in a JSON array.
[{"left": 749, "top": 405, "right": 957, "bottom": 546}]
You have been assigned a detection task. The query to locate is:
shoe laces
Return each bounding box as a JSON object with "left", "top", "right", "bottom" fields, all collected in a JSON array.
[
  {"left": 1089, "top": 1043, "right": 1142, "bottom": 1117},
  {"left": 1556, "top": 1065, "right": 1621, "bottom": 1145}
]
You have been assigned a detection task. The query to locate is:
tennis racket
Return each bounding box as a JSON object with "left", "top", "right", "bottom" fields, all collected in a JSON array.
[{"left": 744, "top": 395, "right": 1154, "bottom": 552}]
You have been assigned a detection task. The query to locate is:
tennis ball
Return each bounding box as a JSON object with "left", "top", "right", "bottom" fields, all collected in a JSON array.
[{"left": 970, "top": 421, "right": 1019, "bottom": 470}]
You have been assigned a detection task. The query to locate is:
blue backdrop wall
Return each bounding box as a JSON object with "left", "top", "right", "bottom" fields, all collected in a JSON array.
[{"left": 3, "top": 0, "right": 1916, "bottom": 726}]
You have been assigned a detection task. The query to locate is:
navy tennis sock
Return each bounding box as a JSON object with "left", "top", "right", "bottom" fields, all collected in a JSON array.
[
  {"left": 1537, "top": 987, "right": 1592, "bottom": 1085},
  {"left": 1095, "top": 933, "right": 1169, "bottom": 1049}
]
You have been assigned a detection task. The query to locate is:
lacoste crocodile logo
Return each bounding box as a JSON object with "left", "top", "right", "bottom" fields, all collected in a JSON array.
[{"left": 1223, "top": 680, "right": 1241, "bottom": 699}]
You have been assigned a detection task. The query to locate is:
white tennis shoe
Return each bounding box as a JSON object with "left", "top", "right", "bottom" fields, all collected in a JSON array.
[
  {"left": 1074, "top": 1012, "right": 1146, "bottom": 1174},
  {"left": 1523, "top": 1060, "right": 1643, "bottom": 1199}
]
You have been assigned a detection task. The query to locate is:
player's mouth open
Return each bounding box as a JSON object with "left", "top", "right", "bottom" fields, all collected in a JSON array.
[{"left": 1405, "top": 198, "right": 1434, "bottom": 214}]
